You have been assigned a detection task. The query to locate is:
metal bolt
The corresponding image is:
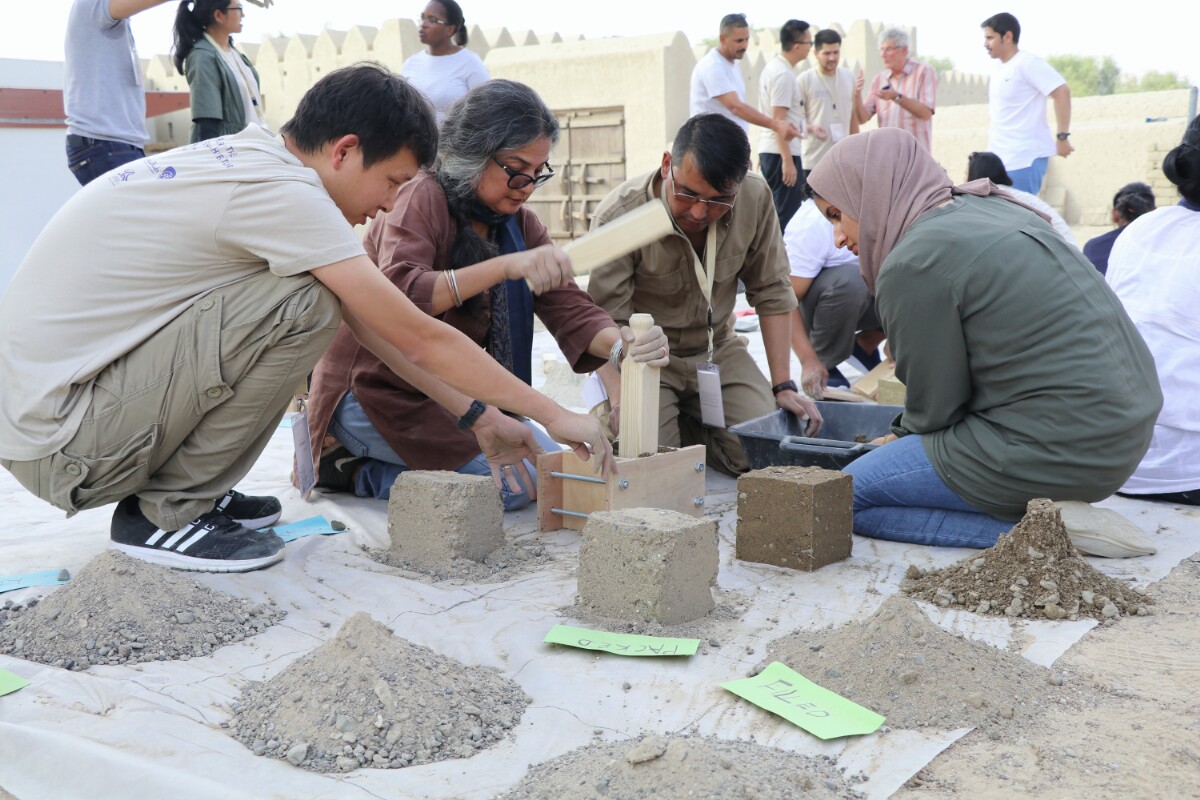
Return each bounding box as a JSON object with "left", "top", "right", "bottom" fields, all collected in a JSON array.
[
  {"left": 693, "top": 497, "right": 705, "bottom": 506},
  {"left": 695, "top": 462, "right": 705, "bottom": 472},
  {"left": 618, "top": 479, "right": 630, "bottom": 490}
]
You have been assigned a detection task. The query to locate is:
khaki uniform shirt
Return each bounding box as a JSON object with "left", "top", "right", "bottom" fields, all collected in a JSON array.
[{"left": 587, "top": 169, "right": 796, "bottom": 357}]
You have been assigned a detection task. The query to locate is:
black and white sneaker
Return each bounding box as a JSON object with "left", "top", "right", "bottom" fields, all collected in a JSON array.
[
  {"left": 215, "top": 489, "right": 282, "bottom": 529},
  {"left": 110, "top": 496, "right": 286, "bottom": 573}
]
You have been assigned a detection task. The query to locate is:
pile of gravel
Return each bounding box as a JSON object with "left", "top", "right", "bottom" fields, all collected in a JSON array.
[
  {"left": 766, "top": 596, "right": 1053, "bottom": 730},
  {"left": 498, "top": 734, "right": 863, "bottom": 799},
  {"left": 904, "top": 499, "right": 1152, "bottom": 621},
  {"left": 0, "top": 549, "right": 284, "bottom": 671},
  {"left": 225, "top": 612, "right": 529, "bottom": 772}
]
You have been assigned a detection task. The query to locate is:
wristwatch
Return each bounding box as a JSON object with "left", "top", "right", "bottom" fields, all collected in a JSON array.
[
  {"left": 895, "top": 92, "right": 904, "bottom": 101},
  {"left": 771, "top": 380, "right": 799, "bottom": 396},
  {"left": 456, "top": 400, "right": 487, "bottom": 430},
  {"left": 1056, "top": 132, "right": 1070, "bottom": 140},
  {"left": 609, "top": 338, "right": 625, "bottom": 373}
]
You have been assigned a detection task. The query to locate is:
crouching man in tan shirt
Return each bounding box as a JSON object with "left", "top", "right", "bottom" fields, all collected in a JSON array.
[{"left": 587, "top": 113, "right": 822, "bottom": 475}]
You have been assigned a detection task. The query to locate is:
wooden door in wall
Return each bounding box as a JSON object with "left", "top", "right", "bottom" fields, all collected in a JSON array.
[{"left": 524, "top": 106, "right": 626, "bottom": 271}]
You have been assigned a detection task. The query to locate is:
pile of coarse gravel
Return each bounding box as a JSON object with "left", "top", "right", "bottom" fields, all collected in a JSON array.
[
  {"left": 0, "top": 549, "right": 284, "bottom": 671},
  {"left": 226, "top": 612, "right": 529, "bottom": 772},
  {"left": 497, "top": 734, "right": 863, "bottom": 799},
  {"left": 766, "top": 596, "right": 1053, "bottom": 730},
  {"left": 904, "top": 499, "right": 1152, "bottom": 622}
]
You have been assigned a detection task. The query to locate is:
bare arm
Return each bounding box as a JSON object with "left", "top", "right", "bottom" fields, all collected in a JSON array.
[
  {"left": 109, "top": 0, "right": 172, "bottom": 20},
  {"left": 787, "top": 276, "right": 827, "bottom": 398},
  {"left": 428, "top": 245, "right": 574, "bottom": 312},
  {"left": 770, "top": 106, "right": 799, "bottom": 186},
  {"left": 1050, "top": 84, "right": 1074, "bottom": 157},
  {"left": 760, "top": 311, "right": 821, "bottom": 434},
  {"left": 312, "top": 255, "right": 614, "bottom": 473},
  {"left": 716, "top": 92, "right": 799, "bottom": 138}
]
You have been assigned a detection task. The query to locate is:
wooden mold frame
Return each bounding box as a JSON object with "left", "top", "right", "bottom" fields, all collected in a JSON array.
[{"left": 536, "top": 445, "right": 707, "bottom": 532}]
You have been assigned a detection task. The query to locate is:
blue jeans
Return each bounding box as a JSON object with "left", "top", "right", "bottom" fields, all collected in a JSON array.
[
  {"left": 329, "top": 392, "right": 560, "bottom": 511},
  {"left": 1007, "top": 156, "right": 1049, "bottom": 195},
  {"left": 66, "top": 135, "right": 145, "bottom": 186},
  {"left": 844, "top": 434, "right": 1014, "bottom": 548}
]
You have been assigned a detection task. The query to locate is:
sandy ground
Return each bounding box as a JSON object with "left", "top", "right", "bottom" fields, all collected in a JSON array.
[{"left": 896, "top": 544, "right": 1200, "bottom": 800}]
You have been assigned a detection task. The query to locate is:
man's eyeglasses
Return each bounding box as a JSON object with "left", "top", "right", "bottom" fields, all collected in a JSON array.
[
  {"left": 669, "top": 171, "right": 735, "bottom": 211},
  {"left": 493, "top": 156, "right": 555, "bottom": 189},
  {"left": 225, "top": 5, "right": 245, "bottom": 13},
  {"left": 880, "top": 44, "right": 904, "bottom": 54},
  {"left": 418, "top": 14, "right": 448, "bottom": 25}
]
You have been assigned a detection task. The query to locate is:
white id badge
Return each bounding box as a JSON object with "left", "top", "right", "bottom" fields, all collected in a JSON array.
[
  {"left": 291, "top": 410, "right": 316, "bottom": 500},
  {"left": 697, "top": 363, "right": 726, "bottom": 428},
  {"left": 830, "top": 122, "right": 847, "bottom": 142}
]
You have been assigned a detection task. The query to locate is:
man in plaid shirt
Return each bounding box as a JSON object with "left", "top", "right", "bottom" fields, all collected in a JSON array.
[{"left": 859, "top": 26, "right": 937, "bottom": 151}]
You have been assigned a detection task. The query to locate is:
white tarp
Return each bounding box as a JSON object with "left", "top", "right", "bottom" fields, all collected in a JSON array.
[{"left": 2, "top": 421, "right": 1197, "bottom": 800}]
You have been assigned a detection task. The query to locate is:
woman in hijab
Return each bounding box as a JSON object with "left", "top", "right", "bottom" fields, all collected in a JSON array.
[
  {"left": 807, "top": 128, "right": 1161, "bottom": 548},
  {"left": 305, "top": 80, "right": 668, "bottom": 510}
]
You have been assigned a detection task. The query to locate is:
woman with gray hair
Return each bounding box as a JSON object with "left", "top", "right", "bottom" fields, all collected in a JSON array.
[{"left": 304, "top": 79, "right": 668, "bottom": 510}]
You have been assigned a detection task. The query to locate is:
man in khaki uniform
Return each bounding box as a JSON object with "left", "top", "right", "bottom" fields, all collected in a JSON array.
[{"left": 588, "top": 113, "right": 821, "bottom": 475}]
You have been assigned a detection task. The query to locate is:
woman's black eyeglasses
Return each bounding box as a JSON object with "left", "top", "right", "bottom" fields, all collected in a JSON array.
[{"left": 493, "top": 156, "right": 555, "bottom": 189}]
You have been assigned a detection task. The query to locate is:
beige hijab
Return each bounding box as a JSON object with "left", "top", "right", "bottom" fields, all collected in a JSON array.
[{"left": 807, "top": 128, "right": 1050, "bottom": 294}]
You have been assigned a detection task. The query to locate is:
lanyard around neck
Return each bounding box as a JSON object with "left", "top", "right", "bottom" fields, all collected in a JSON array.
[{"left": 662, "top": 187, "right": 719, "bottom": 361}]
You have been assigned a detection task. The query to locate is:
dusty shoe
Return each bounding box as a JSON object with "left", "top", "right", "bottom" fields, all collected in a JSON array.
[
  {"left": 111, "top": 496, "right": 285, "bottom": 573},
  {"left": 215, "top": 489, "right": 282, "bottom": 529},
  {"left": 1055, "top": 500, "right": 1157, "bottom": 558},
  {"left": 315, "top": 445, "right": 364, "bottom": 493}
]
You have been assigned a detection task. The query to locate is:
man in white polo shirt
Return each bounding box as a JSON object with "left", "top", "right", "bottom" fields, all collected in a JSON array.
[
  {"left": 757, "top": 19, "right": 822, "bottom": 228},
  {"left": 982, "top": 12, "right": 1073, "bottom": 194},
  {"left": 690, "top": 13, "right": 801, "bottom": 144}
]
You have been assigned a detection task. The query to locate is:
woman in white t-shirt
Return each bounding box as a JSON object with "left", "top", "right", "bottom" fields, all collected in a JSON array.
[
  {"left": 402, "top": 1, "right": 490, "bottom": 124},
  {"left": 172, "top": 0, "right": 263, "bottom": 143}
]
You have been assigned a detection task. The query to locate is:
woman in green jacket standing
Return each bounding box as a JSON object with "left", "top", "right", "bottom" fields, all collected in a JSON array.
[{"left": 173, "top": 0, "right": 262, "bottom": 142}]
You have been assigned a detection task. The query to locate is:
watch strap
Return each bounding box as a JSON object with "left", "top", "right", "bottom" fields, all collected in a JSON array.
[
  {"left": 456, "top": 400, "right": 487, "bottom": 430},
  {"left": 772, "top": 380, "right": 799, "bottom": 396}
]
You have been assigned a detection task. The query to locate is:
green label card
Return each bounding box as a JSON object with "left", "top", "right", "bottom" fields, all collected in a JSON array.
[
  {"left": 544, "top": 625, "right": 700, "bottom": 657},
  {"left": 0, "top": 668, "right": 30, "bottom": 697},
  {"left": 722, "top": 661, "right": 885, "bottom": 739}
]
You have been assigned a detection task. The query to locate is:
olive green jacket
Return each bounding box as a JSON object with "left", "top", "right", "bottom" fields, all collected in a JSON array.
[{"left": 184, "top": 37, "right": 260, "bottom": 143}]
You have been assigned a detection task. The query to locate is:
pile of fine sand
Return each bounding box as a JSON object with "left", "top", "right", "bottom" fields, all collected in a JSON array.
[
  {"left": 766, "top": 596, "right": 1053, "bottom": 730},
  {"left": 497, "top": 734, "right": 863, "bottom": 799},
  {"left": 904, "top": 499, "right": 1152, "bottom": 621},
  {"left": 226, "top": 612, "right": 529, "bottom": 772},
  {"left": 0, "top": 549, "right": 284, "bottom": 670}
]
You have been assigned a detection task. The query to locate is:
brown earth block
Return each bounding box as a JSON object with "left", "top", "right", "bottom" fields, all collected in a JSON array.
[
  {"left": 578, "top": 508, "right": 718, "bottom": 625},
  {"left": 386, "top": 471, "right": 504, "bottom": 569},
  {"left": 735, "top": 466, "right": 852, "bottom": 571}
]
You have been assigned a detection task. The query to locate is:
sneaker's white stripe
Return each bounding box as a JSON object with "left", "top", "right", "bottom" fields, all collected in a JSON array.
[
  {"left": 161, "top": 521, "right": 200, "bottom": 550},
  {"left": 175, "top": 526, "right": 213, "bottom": 554},
  {"left": 217, "top": 492, "right": 233, "bottom": 511},
  {"left": 145, "top": 528, "right": 171, "bottom": 546}
]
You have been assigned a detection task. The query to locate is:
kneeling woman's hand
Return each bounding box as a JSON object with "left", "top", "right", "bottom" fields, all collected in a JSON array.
[
  {"left": 621, "top": 324, "right": 670, "bottom": 368},
  {"left": 869, "top": 433, "right": 899, "bottom": 445},
  {"left": 504, "top": 244, "right": 574, "bottom": 295}
]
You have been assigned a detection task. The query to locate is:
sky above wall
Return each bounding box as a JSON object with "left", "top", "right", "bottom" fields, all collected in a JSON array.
[{"left": 5, "top": 0, "right": 1194, "bottom": 82}]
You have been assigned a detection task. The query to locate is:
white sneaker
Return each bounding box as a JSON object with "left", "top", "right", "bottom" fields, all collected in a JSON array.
[{"left": 1055, "top": 500, "right": 1157, "bottom": 558}]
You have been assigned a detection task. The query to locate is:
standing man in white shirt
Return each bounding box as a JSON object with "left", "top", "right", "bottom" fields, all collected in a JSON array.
[
  {"left": 797, "top": 28, "right": 860, "bottom": 182},
  {"left": 982, "top": 12, "right": 1073, "bottom": 195},
  {"left": 757, "top": 19, "right": 820, "bottom": 228},
  {"left": 690, "top": 14, "right": 802, "bottom": 144}
]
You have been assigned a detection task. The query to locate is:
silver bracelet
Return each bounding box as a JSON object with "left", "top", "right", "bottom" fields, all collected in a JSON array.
[
  {"left": 609, "top": 337, "right": 625, "bottom": 373},
  {"left": 445, "top": 269, "right": 463, "bottom": 308}
]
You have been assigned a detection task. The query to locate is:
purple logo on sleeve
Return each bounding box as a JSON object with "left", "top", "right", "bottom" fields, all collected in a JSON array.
[{"left": 157, "top": 167, "right": 177, "bottom": 179}]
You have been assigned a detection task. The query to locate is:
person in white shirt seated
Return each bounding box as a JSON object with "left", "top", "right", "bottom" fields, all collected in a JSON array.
[
  {"left": 1106, "top": 115, "right": 1200, "bottom": 506},
  {"left": 783, "top": 189, "right": 883, "bottom": 397},
  {"left": 967, "top": 151, "right": 1077, "bottom": 248},
  {"left": 401, "top": 0, "right": 489, "bottom": 124}
]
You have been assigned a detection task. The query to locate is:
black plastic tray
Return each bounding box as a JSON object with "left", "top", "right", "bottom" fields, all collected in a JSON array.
[{"left": 730, "top": 402, "right": 903, "bottom": 471}]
